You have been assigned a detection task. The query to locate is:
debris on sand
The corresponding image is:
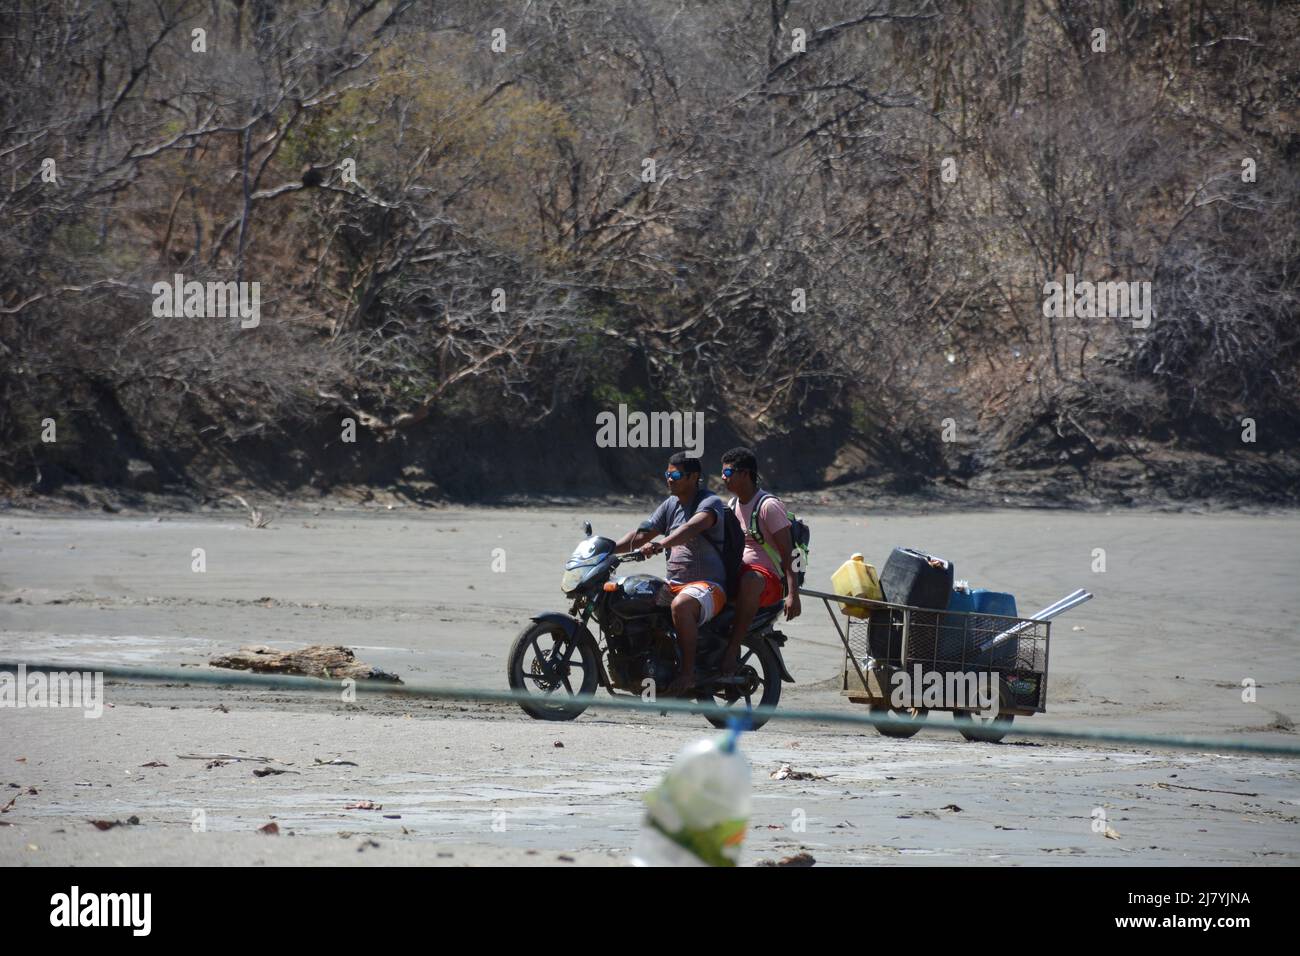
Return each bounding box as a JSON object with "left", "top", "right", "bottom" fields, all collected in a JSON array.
[
  {"left": 139, "top": 761, "right": 168, "bottom": 768},
  {"left": 1264, "top": 712, "right": 1295, "bottom": 733},
  {"left": 208, "top": 644, "right": 402, "bottom": 683},
  {"left": 231, "top": 494, "right": 273, "bottom": 529},
  {"left": 89, "top": 817, "right": 140, "bottom": 830},
  {"left": 178, "top": 753, "right": 273, "bottom": 763},
  {"left": 258, "top": 821, "right": 280, "bottom": 835},
  {"left": 345, "top": 801, "right": 383, "bottom": 811},
  {"left": 179, "top": 752, "right": 291, "bottom": 771},
  {"left": 312, "top": 757, "right": 359, "bottom": 767},
  {"left": 253, "top": 767, "right": 299, "bottom": 777},
  {"left": 770, "top": 763, "right": 832, "bottom": 781},
  {"left": 1148, "top": 782, "right": 1259, "bottom": 797},
  {"left": 756, "top": 852, "right": 816, "bottom": 867}
]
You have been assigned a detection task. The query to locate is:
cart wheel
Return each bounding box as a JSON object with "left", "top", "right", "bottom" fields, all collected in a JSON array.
[
  {"left": 953, "top": 682, "right": 1015, "bottom": 743},
  {"left": 870, "top": 703, "right": 928, "bottom": 738}
]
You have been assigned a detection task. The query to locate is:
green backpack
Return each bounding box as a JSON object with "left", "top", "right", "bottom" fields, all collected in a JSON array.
[{"left": 731, "top": 491, "right": 810, "bottom": 588}]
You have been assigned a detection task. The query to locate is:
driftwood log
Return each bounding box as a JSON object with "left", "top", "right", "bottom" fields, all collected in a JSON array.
[{"left": 209, "top": 645, "right": 402, "bottom": 683}]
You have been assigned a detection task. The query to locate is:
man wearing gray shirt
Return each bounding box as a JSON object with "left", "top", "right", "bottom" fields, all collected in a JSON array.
[{"left": 615, "top": 453, "right": 727, "bottom": 695}]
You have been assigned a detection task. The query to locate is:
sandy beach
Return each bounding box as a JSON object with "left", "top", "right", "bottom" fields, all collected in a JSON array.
[{"left": 2, "top": 506, "right": 1297, "bottom": 866}]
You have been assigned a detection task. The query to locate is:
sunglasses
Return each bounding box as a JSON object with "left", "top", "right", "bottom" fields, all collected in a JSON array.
[
  {"left": 664, "top": 469, "right": 686, "bottom": 481},
  {"left": 722, "top": 466, "right": 747, "bottom": 478}
]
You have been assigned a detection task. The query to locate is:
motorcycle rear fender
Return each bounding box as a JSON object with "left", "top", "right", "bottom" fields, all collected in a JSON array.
[
  {"left": 765, "top": 631, "right": 795, "bottom": 683},
  {"left": 529, "top": 612, "right": 610, "bottom": 687}
]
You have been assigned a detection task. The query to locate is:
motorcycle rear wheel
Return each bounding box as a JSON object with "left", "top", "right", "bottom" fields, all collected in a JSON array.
[
  {"left": 697, "top": 635, "right": 782, "bottom": 731},
  {"left": 507, "top": 620, "right": 599, "bottom": 721}
]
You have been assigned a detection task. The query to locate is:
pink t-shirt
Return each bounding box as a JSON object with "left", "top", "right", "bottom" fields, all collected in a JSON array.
[{"left": 732, "top": 491, "right": 791, "bottom": 577}]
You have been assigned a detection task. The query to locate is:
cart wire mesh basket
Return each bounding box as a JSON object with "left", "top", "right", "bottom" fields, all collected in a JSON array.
[{"left": 843, "top": 605, "right": 1050, "bottom": 712}]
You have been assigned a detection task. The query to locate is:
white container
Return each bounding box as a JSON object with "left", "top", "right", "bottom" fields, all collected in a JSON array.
[{"left": 630, "top": 732, "right": 751, "bottom": 867}]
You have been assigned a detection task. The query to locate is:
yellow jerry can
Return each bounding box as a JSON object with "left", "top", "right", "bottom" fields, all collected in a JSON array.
[{"left": 831, "top": 553, "right": 883, "bottom": 619}]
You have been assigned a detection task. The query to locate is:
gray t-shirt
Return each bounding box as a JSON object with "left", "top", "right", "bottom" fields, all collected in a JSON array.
[{"left": 648, "top": 490, "right": 726, "bottom": 587}]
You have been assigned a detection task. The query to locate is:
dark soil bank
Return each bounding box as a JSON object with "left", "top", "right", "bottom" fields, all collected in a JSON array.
[{"left": 5, "top": 394, "right": 1299, "bottom": 514}]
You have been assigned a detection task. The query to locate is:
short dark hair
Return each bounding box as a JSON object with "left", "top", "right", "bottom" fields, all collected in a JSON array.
[
  {"left": 668, "top": 451, "right": 702, "bottom": 475},
  {"left": 721, "top": 446, "right": 759, "bottom": 480}
]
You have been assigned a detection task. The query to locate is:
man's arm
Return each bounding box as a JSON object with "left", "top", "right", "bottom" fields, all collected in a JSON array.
[
  {"left": 770, "top": 523, "right": 801, "bottom": 619},
  {"left": 771, "top": 525, "right": 799, "bottom": 591},
  {"left": 615, "top": 521, "right": 659, "bottom": 551},
  {"left": 659, "top": 509, "right": 715, "bottom": 549},
  {"left": 643, "top": 509, "right": 715, "bottom": 555}
]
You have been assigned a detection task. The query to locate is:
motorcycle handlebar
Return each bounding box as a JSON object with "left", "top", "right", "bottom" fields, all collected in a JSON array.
[{"left": 614, "top": 551, "right": 647, "bottom": 562}]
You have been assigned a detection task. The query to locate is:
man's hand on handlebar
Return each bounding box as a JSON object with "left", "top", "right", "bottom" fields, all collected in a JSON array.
[{"left": 638, "top": 539, "right": 664, "bottom": 559}]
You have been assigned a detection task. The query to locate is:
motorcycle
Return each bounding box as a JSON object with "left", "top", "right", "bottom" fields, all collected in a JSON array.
[{"left": 507, "top": 522, "right": 794, "bottom": 729}]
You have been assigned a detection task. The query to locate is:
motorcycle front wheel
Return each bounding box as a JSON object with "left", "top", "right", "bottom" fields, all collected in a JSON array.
[
  {"left": 507, "top": 619, "right": 600, "bottom": 721},
  {"left": 697, "top": 635, "right": 782, "bottom": 731}
]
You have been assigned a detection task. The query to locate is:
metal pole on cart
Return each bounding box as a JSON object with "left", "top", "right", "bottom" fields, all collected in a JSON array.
[{"left": 988, "top": 589, "right": 1093, "bottom": 647}]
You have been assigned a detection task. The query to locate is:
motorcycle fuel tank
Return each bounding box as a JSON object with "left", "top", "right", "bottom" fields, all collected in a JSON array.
[{"left": 611, "top": 574, "right": 672, "bottom": 616}]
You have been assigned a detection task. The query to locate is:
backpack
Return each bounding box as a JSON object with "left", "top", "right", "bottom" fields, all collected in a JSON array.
[
  {"left": 732, "top": 491, "right": 811, "bottom": 589},
  {"left": 691, "top": 488, "right": 746, "bottom": 601}
]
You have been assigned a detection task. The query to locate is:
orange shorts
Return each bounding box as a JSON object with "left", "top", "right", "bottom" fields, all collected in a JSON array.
[
  {"left": 668, "top": 581, "right": 726, "bottom": 624},
  {"left": 743, "top": 562, "right": 784, "bottom": 607}
]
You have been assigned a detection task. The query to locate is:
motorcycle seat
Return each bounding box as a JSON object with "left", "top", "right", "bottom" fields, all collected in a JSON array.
[{"left": 706, "top": 601, "right": 784, "bottom": 636}]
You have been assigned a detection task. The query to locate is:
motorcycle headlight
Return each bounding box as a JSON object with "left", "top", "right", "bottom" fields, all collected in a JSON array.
[{"left": 561, "top": 567, "right": 585, "bottom": 594}]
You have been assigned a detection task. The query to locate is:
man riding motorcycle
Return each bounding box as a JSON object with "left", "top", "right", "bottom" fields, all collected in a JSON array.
[
  {"left": 614, "top": 452, "right": 727, "bottom": 696},
  {"left": 719, "top": 447, "right": 801, "bottom": 676}
]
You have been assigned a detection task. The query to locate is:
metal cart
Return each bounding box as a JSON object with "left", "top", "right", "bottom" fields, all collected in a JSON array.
[{"left": 801, "top": 588, "right": 1052, "bottom": 743}]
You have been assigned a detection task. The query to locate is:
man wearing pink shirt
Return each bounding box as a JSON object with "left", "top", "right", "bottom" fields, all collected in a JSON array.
[{"left": 719, "top": 447, "right": 801, "bottom": 676}]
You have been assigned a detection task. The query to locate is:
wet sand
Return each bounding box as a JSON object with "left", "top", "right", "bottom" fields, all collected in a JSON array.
[{"left": 1, "top": 506, "right": 1297, "bottom": 866}]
